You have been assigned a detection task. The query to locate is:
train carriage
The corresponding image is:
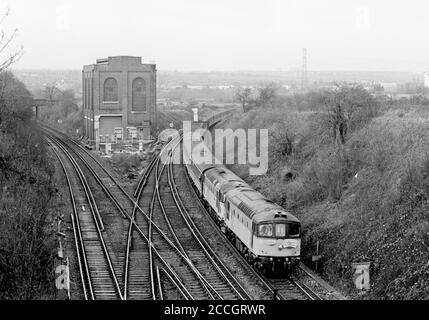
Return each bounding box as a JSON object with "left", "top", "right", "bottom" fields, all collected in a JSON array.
[
  {"left": 183, "top": 139, "right": 301, "bottom": 273},
  {"left": 223, "top": 184, "right": 301, "bottom": 271}
]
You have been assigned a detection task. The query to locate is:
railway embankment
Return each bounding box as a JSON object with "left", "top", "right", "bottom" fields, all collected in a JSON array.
[
  {"left": 0, "top": 72, "right": 58, "bottom": 299},
  {"left": 217, "top": 96, "right": 429, "bottom": 299}
]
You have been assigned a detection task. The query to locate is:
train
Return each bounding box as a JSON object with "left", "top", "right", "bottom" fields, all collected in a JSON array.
[
  {"left": 183, "top": 144, "right": 301, "bottom": 274},
  {"left": 202, "top": 109, "right": 237, "bottom": 128}
]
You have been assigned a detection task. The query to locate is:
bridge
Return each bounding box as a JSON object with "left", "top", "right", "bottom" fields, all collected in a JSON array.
[{"left": 32, "top": 99, "right": 55, "bottom": 119}]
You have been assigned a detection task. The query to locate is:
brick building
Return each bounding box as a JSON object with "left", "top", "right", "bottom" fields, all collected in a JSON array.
[{"left": 82, "top": 56, "right": 157, "bottom": 145}]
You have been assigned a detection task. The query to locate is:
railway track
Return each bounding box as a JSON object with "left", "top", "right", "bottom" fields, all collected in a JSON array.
[
  {"left": 42, "top": 125, "right": 249, "bottom": 300},
  {"left": 127, "top": 152, "right": 200, "bottom": 300},
  {"left": 45, "top": 135, "right": 123, "bottom": 300},
  {"left": 172, "top": 141, "right": 323, "bottom": 300},
  {"left": 43, "top": 126, "right": 194, "bottom": 300},
  {"left": 153, "top": 133, "right": 321, "bottom": 300},
  {"left": 42, "top": 121, "right": 322, "bottom": 301},
  {"left": 167, "top": 160, "right": 254, "bottom": 299},
  {"left": 133, "top": 145, "right": 252, "bottom": 300},
  {"left": 158, "top": 266, "right": 189, "bottom": 300}
]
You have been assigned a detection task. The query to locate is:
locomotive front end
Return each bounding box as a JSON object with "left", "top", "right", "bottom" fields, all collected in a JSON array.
[{"left": 252, "top": 215, "right": 301, "bottom": 273}]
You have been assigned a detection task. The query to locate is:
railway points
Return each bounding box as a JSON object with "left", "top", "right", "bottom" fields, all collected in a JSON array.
[{"left": 40, "top": 109, "right": 326, "bottom": 300}]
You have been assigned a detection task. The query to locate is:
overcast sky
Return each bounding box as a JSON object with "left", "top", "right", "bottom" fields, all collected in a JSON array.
[{"left": 1, "top": 0, "right": 428, "bottom": 72}]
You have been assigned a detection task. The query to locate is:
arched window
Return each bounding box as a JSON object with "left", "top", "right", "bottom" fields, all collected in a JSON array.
[
  {"left": 103, "top": 78, "right": 118, "bottom": 102},
  {"left": 132, "top": 77, "right": 146, "bottom": 111}
]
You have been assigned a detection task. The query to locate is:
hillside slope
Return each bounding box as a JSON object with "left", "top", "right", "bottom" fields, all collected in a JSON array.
[{"left": 217, "top": 105, "right": 429, "bottom": 299}]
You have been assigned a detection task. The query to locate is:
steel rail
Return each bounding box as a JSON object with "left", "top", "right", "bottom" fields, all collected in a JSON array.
[
  {"left": 45, "top": 134, "right": 123, "bottom": 300},
  {"left": 46, "top": 139, "right": 91, "bottom": 300},
  {"left": 289, "top": 275, "right": 322, "bottom": 300},
  {"left": 66, "top": 120, "right": 247, "bottom": 299},
  {"left": 159, "top": 267, "right": 189, "bottom": 300},
  {"left": 42, "top": 121, "right": 257, "bottom": 300},
  {"left": 42, "top": 126, "right": 195, "bottom": 300},
  {"left": 167, "top": 154, "right": 252, "bottom": 300},
  {"left": 133, "top": 155, "right": 158, "bottom": 198},
  {"left": 126, "top": 153, "right": 194, "bottom": 300},
  {"left": 152, "top": 157, "right": 219, "bottom": 300},
  {"left": 131, "top": 148, "right": 217, "bottom": 299},
  {"left": 178, "top": 137, "right": 322, "bottom": 300},
  {"left": 155, "top": 267, "right": 163, "bottom": 300},
  {"left": 142, "top": 134, "right": 251, "bottom": 300}
]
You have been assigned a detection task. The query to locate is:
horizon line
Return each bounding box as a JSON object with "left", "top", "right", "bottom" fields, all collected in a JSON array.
[{"left": 10, "top": 67, "right": 427, "bottom": 74}]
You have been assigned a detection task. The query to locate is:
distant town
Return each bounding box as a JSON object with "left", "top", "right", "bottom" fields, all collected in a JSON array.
[{"left": 12, "top": 69, "right": 429, "bottom": 111}]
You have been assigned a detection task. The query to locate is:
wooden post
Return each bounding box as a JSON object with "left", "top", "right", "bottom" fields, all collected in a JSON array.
[
  {"left": 316, "top": 240, "right": 319, "bottom": 272},
  {"left": 312, "top": 240, "right": 321, "bottom": 272},
  {"left": 66, "top": 257, "right": 71, "bottom": 300}
]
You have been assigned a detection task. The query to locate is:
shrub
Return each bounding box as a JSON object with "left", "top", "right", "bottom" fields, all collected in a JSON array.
[
  {"left": 222, "top": 89, "right": 429, "bottom": 298},
  {"left": 0, "top": 71, "right": 57, "bottom": 299}
]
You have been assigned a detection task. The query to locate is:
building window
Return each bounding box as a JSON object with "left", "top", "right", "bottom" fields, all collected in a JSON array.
[
  {"left": 132, "top": 77, "right": 146, "bottom": 111},
  {"left": 103, "top": 77, "right": 118, "bottom": 102}
]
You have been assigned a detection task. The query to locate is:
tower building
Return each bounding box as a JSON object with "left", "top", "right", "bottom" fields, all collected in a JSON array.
[{"left": 82, "top": 56, "right": 157, "bottom": 146}]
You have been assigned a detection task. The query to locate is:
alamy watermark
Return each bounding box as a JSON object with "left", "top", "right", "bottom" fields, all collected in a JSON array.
[
  {"left": 55, "top": 264, "right": 69, "bottom": 290},
  {"left": 352, "top": 262, "right": 370, "bottom": 292},
  {"left": 159, "top": 121, "right": 269, "bottom": 175}
]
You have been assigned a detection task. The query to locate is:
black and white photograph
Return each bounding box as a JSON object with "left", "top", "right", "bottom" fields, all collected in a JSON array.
[{"left": 0, "top": 0, "right": 428, "bottom": 312}]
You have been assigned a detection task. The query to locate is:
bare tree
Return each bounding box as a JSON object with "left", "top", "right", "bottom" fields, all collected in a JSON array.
[
  {"left": 0, "top": 8, "right": 24, "bottom": 72},
  {"left": 324, "top": 84, "right": 378, "bottom": 145},
  {"left": 235, "top": 87, "right": 253, "bottom": 112},
  {"left": 256, "top": 84, "right": 277, "bottom": 108},
  {"left": 43, "top": 84, "right": 61, "bottom": 101}
]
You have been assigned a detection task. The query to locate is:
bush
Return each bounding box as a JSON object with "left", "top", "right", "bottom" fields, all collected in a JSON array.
[
  {"left": 300, "top": 113, "right": 429, "bottom": 299},
  {"left": 110, "top": 154, "right": 144, "bottom": 175},
  {"left": 38, "top": 88, "right": 82, "bottom": 136},
  {"left": 222, "top": 87, "right": 429, "bottom": 299},
  {"left": 0, "top": 71, "right": 57, "bottom": 299}
]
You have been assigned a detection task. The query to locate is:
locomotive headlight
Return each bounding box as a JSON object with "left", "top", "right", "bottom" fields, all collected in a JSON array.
[{"left": 284, "top": 240, "right": 297, "bottom": 248}]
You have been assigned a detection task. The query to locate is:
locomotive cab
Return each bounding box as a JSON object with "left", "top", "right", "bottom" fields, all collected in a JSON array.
[
  {"left": 252, "top": 213, "right": 301, "bottom": 272},
  {"left": 255, "top": 221, "right": 301, "bottom": 239}
]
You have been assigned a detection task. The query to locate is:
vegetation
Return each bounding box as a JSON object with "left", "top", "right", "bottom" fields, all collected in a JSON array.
[
  {"left": 155, "top": 107, "right": 193, "bottom": 134},
  {"left": 38, "top": 86, "right": 81, "bottom": 136},
  {"left": 160, "top": 86, "right": 234, "bottom": 103},
  {"left": 0, "top": 72, "right": 57, "bottom": 299},
  {"left": 222, "top": 84, "right": 429, "bottom": 299},
  {"left": 108, "top": 153, "right": 144, "bottom": 176},
  {"left": 397, "top": 82, "right": 428, "bottom": 95},
  {"left": 234, "top": 83, "right": 278, "bottom": 112}
]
